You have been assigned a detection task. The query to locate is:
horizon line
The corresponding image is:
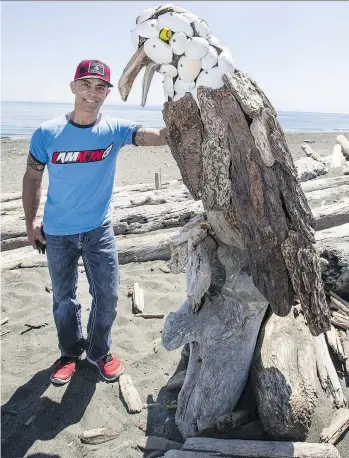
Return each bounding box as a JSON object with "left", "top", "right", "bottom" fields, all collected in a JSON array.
[{"left": 1, "top": 100, "right": 349, "bottom": 116}]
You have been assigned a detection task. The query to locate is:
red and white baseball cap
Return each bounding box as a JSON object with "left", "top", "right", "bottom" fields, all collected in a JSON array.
[{"left": 74, "top": 60, "right": 113, "bottom": 87}]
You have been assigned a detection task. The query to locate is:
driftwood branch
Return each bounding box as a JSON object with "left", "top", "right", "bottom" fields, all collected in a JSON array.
[
  {"left": 326, "top": 326, "right": 345, "bottom": 362},
  {"left": 313, "top": 333, "right": 346, "bottom": 407},
  {"left": 319, "top": 408, "right": 349, "bottom": 444},
  {"left": 119, "top": 374, "right": 142, "bottom": 413},
  {"left": 252, "top": 312, "right": 318, "bottom": 440},
  {"left": 182, "top": 437, "right": 341, "bottom": 458},
  {"left": 132, "top": 282, "right": 144, "bottom": 314},
  {"left": 301, "top": 143, "right": 327, "bottom": 164}
]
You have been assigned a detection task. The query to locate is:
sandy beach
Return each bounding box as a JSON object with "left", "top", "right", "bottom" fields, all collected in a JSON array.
[{"left": 1, "top": 131, "right": 349, "bottom": 458}]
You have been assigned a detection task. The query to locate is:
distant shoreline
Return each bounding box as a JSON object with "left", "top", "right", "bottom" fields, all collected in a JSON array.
[
  {"left": 2, "top": 129, "right": 349, "bottom": 140},
  {"left": 1, "top": 100, "right": 349, "bottom": 116},
  {"left": 2, "top": 102, "right": 349, "bottom": 138}
]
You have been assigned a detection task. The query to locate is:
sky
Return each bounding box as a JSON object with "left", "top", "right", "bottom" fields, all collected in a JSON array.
[{"left": 1, "top": 1, "right": 349, "bottom": 113}]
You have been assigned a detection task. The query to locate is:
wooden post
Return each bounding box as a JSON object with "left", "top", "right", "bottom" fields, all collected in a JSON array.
[
  {"left": 155, "top": 172, "right": 160, "bottom": 190},
  {"left": 331, "top": 144, "right": 344, "bottom": 169}
]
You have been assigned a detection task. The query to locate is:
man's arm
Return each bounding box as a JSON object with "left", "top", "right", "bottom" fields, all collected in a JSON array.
[
  {"left": 133, "top": 127, "right": 168, "bottom": 147},
  {"left": 22, "top": 153, "right": 46, "bottom": 248}
]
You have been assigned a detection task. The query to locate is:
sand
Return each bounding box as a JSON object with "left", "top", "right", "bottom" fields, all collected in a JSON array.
[{"left": 1, "top": 131, "right": 348, "bottom": 458}]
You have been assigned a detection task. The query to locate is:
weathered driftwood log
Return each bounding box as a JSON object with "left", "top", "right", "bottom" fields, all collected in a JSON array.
[
  {"left": 2, "top": 174, "right": 348, "bottom": 251},
  {"left": 312, "top": 200, "right": 349, "bottom": 231},
  {"left": 1, "top": 222, "right": 346, "bottom": 303},
  {"left": 338, "top": 330, "right": 349, "bottom": 374},
  {"left": 301, "top": 143, "right": 327, "bottom": 164},
  {"left": 181, "top": 437, "right": 341, "bottom": 458},
  {"left": 326, "top": 325, "right": 345, "bottom": 362},
  {"left": 320, "top": 408, "right": 349, "bottom": 444},
  {"left": 296, "top": 156, "right": 328, "bottom": 181},
  {"left": 313, "top": 333, "right": 346, "bottom": 408},
  {"left": 216, "top": 409, "right": 253, "bottom": 432},
  {"left": 0, "top": 230, "right": 175, "bottom": 272},
  {"left": 252, "top": 311, "right": 318, "bottom": 440},
  {"left": 0, "top": 199, "right": 203, "bottom": 244},
  {"left": 329, "top": 293, "right": 349, "bottom": 316},
  {"left": 316, "top": 225, "right": 349, "bottom": 297},
  {"left": 337, "top": 134, "right": 349, "bottom": 159},
  {"left": 136, "top": 436, "right": 183, "bottom": 452},
  {"left": 302, "top": 175, "right": 349, "bottom": 192},
  {"left": 331, "top": 311, "right": 349, "bottom": 330},
  {"left": 331, "top": 291, "right": 349, "bottom": 309}
]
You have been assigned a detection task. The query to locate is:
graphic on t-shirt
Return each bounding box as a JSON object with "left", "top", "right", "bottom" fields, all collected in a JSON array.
[{"left": 52, "top": 143, "right": 113, "bottom": 164}]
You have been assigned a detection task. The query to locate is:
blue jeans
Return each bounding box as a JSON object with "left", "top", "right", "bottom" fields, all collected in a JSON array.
[{"left": 44, "top": 221, "right": 119, "bottom": 362}]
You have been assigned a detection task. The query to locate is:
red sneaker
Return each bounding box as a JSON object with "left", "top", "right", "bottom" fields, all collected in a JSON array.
[
  {"left": 50, "top": 356, "right": 79, "bottom": 385},
  {"left": 87, "top": 353, "right": 124, "bottom": 381}
]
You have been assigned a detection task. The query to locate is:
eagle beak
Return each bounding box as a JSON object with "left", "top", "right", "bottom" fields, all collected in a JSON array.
[{"left": 118, "top": 48, "right": 159, "bottom": 107}]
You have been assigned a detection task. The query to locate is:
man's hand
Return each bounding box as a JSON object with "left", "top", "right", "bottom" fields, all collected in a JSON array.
[{"left": 27, "top": 224, "right": 45, "bottom": 250}]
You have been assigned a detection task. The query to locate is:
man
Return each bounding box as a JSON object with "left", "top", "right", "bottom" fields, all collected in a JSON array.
[{"left": 22, "top": 59, "right": 167, "bottom": 385}]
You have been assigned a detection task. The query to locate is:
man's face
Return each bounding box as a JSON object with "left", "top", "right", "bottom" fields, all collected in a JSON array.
[{"left": 70, "top": 78, "right": 110, "bottom": 112}]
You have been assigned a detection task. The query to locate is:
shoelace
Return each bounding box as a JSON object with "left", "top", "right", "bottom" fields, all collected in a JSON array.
[
  {"left": 102, "top": 353, "right": 113, "bottom": 363},
  {"left": 58, "top": 356, "right": 77, "bottom": 365}
]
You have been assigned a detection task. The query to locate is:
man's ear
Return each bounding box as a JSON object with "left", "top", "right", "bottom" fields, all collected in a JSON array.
[
  {"left": 106, "top": 89, "right": 111, "bottom": 97},
  {"left": 70, "top": 81, "right": 76, "bottom": 94}
]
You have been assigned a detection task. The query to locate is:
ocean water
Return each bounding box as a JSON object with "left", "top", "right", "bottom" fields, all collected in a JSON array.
[{"left": 1, "top": 101, "right": 349, "bottom": 139}]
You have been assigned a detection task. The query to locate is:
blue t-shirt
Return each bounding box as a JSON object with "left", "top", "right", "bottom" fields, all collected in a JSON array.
[{"left": 30, "top": 113, "right": 140, "bottom": 235}]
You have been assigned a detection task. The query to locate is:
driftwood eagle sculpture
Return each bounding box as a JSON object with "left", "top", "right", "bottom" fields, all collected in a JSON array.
[{"left": 119, "top": 3, "right": 334, "bottom": 440}]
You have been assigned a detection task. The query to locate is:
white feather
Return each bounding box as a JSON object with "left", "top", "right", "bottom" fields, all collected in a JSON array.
[
  {"left": 180, "top": 12, "right": 198, "bottom": 23},
  {"left": 134, "top": 19, "right": 160, "bottom": 38},
  {"left": 131, "top": 28, "right": 140, "bottom": 50},
  {"left": 136, "top": 8, "right": 156, "bottom": 24},
  {"left": 169, "top": 32, "right": 187, "bottom": 55},
  {"left": 218, "top": 49, "right": 236, "bottom": 76},
  {"left": 163, "top": 76, "right": 174, "bottom": 97},
  {"left": 174, "top": 77, "right": 195, "bottom": 94},
  {"left": 185, "top": 37, "right": 210, "bottom": 60},
  {"left": 173, "top": 92, "right": 185, "bottom": 101},
  {"left": 193, "top": 19, "right": 210, "bottom": 38},
  {"left": 159, "top": 64, "right": 178, "bottom": 77},
  {"left": 158, "top": 12, "right": 194, "bottom": 37},
  {"left": 155, "top": 4, "right": 188, "bottom": 13},
  {"left": 196, "top": 67, "right": 224, "bottom": 90},
  {"left": 144, "top": 38, "right": 173, "bottom": 64},
  {"left": 177, "top": 55, "right": 201, "bottom": 82},
  {"left": 201, "top": 45, "right": 218, "bottom": 70},
  {"left": 207, "top": 34, "right": 220, "bottom": 46},
  {"left": 169, "top": 5, "right": 188, "bottom": 13}
]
